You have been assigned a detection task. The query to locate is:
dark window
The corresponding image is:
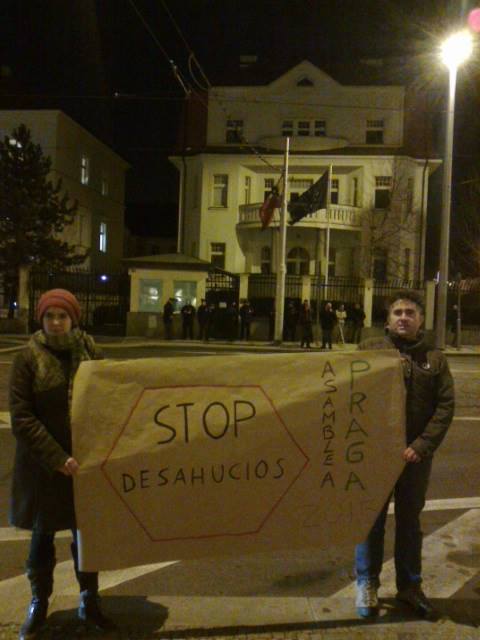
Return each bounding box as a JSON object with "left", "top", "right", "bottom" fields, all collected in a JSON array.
[
  {"left": 366, "top": 119, "right": 384, "bottom": 144},
  {"left": 366, "top": 130, "right": 384, "bottom": 144},
  {"left": 226, "top": 120, "right": 243, "bottom": 143}
]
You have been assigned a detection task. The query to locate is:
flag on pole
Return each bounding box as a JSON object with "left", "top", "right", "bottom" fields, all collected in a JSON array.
[
  {"left": 259, "top": 175, "right": 284, "bottom": 230},
  {"left": 288, "top": 170, "right": 329, "bottom": 225}
]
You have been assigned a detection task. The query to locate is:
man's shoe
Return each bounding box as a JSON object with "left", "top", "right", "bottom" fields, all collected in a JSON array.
[
  {"left": 356, "top": 580, "right": 379, "bottom": 618},
  {"left": 396, "top": 585, "right": 436, "bottom": 619}
]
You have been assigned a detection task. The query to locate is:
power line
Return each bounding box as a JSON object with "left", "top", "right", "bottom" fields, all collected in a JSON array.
[
  {"left": 158, "top": 0, "right": 281, "bottom": 173},
  {"left": 126, "top": 0, "right": 191, "bottom": 98}
]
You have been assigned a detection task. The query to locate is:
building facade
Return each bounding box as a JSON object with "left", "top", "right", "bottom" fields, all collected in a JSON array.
[
  {"left": 0, "top": 109, "right": 129, "bottom": 272},
  {"left": 170, "top": 60, "right": 441, "bottom": 283}
]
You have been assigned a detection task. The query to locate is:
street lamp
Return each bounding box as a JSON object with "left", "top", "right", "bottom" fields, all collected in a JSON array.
[{"left": 435, "top": 30, "right": 473, "bottom": 349}]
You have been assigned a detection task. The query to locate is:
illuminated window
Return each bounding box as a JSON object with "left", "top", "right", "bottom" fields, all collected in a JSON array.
[
  {"left": 81, "top": 156, "right": 90, "bottom": 185},
  {"left": 99, "top": 222, "right": 107, "bottom": 253},
  {"left": 244, "top": 176, "right": 252, "bottom": 204},
  {"left": 172, "top": 281, "right": 197, "bottom": 312},
  {"left": 101, "top": 178, "right": 109, "bottom": 196},
  {"left": 139, "top": 279, "right": 163, "bottom": 312}
]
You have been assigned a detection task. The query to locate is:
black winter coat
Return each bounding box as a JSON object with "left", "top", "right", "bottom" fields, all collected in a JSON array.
[
  {"left": 9, "top": 338, "right": 100, "bottom": 532},
  {"left": 359, "top": 334, "right": 455, "bottom": 458}
]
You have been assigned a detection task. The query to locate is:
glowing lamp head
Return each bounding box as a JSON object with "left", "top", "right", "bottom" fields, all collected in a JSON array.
[{"left": 440, "top": 31, "right": 473, "bottom": 70}]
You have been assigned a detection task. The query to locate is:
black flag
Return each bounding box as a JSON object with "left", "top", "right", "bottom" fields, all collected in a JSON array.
[{"left": 288, "top": 170, "right": 329, "bottom": 224}]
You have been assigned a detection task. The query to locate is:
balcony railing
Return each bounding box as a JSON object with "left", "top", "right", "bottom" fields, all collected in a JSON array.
[{"left": 238, "top": 203, "right": 362, "bottom": 229}]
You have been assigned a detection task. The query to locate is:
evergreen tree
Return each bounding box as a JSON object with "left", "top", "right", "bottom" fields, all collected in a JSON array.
[{"left": 0, "top": 124, "right": 87, "bottom": 316}]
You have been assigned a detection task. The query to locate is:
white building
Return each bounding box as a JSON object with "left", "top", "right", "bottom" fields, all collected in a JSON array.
[
  {"left": 170, "top": 60, "right": 441, "bottom": 283},
  {"left": 0, "top": 109, "right": 129, "bottom": 271}
]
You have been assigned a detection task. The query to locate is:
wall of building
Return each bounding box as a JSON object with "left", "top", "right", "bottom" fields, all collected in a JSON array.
[{"left": 0, "top": 109, "right": 128, "bottom": 272}]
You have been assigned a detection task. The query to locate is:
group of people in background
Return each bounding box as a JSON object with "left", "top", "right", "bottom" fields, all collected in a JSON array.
[
  {"left": 291, "top": 300, "right": 366, "bottom": 349},
  {"left": 162, "top": 298, "right": 366, "bottom": 346},
  {"left": 162, "top": 298, "right": 255, "bottom": 342}
]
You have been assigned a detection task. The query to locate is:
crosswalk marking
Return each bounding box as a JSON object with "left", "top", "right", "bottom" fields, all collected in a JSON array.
[
  {"left": 1, "top": 497, "right": 478, "bottom": 544},
  {"left": 332, "top": 508, "right": 480, "bottom": 599}
]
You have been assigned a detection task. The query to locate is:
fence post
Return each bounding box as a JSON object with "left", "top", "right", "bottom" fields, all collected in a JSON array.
[
  {"left": 239, "top": 274, "right": 249, "bottom": 302},
  {"left": 363, "top": 278, "right": 373, "bottom": 328},
  {"left": 425, "top": 280, "right": 435, "bottom": 331}
]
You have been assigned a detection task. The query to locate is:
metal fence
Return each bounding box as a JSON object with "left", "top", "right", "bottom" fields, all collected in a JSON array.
[
  {"left": 310, "top": 276, "right": 364, "bottom": 306},
  {"left": 28, "top": 269, "right": 130, "bottom": 335}
]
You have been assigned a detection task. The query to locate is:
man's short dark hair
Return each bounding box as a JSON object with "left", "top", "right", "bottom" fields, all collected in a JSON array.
[{"left": 388, "top": 289, "right": 425, "bottom": 314}]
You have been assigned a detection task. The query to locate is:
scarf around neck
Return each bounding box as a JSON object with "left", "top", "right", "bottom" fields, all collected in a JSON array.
[{"left": 29, "top": 329, "right": 97, "bottom": 409}]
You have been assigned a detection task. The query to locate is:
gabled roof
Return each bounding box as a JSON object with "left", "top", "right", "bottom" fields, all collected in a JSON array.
[{"left": 209, "top": 55, "right": 415, "bottom": 89}]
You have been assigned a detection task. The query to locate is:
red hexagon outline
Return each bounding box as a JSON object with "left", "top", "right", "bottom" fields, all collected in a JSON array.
[{"left": 100, "top": 384, "right": 310, "bottom": 542}]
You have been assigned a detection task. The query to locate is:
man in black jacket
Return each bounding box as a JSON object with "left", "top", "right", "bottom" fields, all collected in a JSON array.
[{"left": 355, "top": 290, "right": 454, "bottom": 620}]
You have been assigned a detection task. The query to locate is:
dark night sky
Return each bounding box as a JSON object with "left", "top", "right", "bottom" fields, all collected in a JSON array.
[{"left": 1, "top": 0, "right": 479, "bottom": 261}]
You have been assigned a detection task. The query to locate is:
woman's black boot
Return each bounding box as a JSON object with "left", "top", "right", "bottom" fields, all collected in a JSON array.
[{"left": 19, "top": 566, "right": 54, "bottom": 639}]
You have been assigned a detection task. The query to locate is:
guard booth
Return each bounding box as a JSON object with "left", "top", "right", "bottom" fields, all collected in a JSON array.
[{"left": 124, "top": 253, "right": 211, "bottom": 338}]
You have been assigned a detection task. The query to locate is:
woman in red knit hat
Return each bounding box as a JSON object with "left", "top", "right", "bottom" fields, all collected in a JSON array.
[{"left": 9, "top": 289, "right": 115, "bottom": 639}]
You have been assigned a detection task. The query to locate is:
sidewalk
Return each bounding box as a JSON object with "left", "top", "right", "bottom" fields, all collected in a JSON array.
[
  {"left": 1, "top": 592, "right": 479, "bottom": 639},
  {"left": 1, "top": 333, "right": 480, "bottom": 356}
]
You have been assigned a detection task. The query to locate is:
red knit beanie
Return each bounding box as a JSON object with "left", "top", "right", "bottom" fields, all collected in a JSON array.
[{"left": 36, "top": 289, "right": 81, "bottom": 326}]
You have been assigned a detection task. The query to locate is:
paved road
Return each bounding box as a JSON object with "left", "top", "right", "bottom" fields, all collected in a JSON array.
[{"left": 0, "top": 342, "right": 479, "bottom": 638}]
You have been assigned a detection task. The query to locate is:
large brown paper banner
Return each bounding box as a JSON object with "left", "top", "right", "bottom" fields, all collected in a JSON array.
[{"left": 72, "top": 351, "right": 405, "bottom": 571}]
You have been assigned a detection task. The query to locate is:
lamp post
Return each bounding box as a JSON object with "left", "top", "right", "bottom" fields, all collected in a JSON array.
[{"left": 435, "top": 30, "right": 472, "bottom": 349}]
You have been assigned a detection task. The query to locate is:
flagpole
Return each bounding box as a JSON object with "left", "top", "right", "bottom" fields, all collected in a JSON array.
[
  {"left": 324, "top": 165, "right": 333, "bottom": 289},
  {"left": 274, "top": 137, "right": 289, "bottom": 343}
]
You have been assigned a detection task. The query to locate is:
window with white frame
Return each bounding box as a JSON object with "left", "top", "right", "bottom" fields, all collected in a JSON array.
[
  {"left": 330, "top": 178, "right": 339, "bottom": 205},
  {"left": 281, "top": 120, "right": 294, "bottom": 137},
  {"left": 139, "top": 279, "right": 163, "bottom": 312},
  {"left": 366, "top": 119, "right": 384, "bottom": 144},
  {"left": 244, "top": 176, "right": 252, "bottom": 204},
  {"left": 101, "top": 178, "right": 109, "bottom": 196},
  {"left": 297, "top": 121, "right": 310, "bottom": 137},
  {"left": 282, "top": 119, "right": 327, "bottom": 137},
  {"left": 212, "top": 174, "right": 228, "bottom": 207},
  {"left": 328, "top": 247, "right": 336, "bottom": 278},
  {"left": 81, "top": 156, "right": 90, "bottom": 185},
  {"left": 173, "top": 281, "right": 197, "bottom": 312},
  {"left": 352, "top": 177, "right": 359, "bottom": 207},
  {"left": 99, "top": 222, "right": 107, "bottom": 253},
  {"left": 287, "top": 247, "right": 310, "bottom": 275},
  {"left": 226, "top": 119, "right": 243, "bottom": 143},
  {"left": 314, "top": 120, "right": 327, "bottom": 136},
  {"left": 210, "top": 242, "right": 226, "bottom": 269},
  {"left": 261, "top": 246, "right": 271, "bottom": 274},
  {"left": 289, "top": 178, "right": 313, "bottom": 203},
  {"left": 264, "top": 178, "right": 274, "bottom": 201},
  {"left": 374, "top": 176, "right": 392, "bottom": 209}
]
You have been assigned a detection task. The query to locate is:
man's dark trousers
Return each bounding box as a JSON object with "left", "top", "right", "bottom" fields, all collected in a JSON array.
[{"left": 355, "top": 457, "right": 432, "bottom": 591}]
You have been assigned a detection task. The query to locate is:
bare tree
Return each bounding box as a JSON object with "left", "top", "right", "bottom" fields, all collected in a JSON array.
[{"left": 360, "top": 159, "right": 420, "bottom": 282}]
